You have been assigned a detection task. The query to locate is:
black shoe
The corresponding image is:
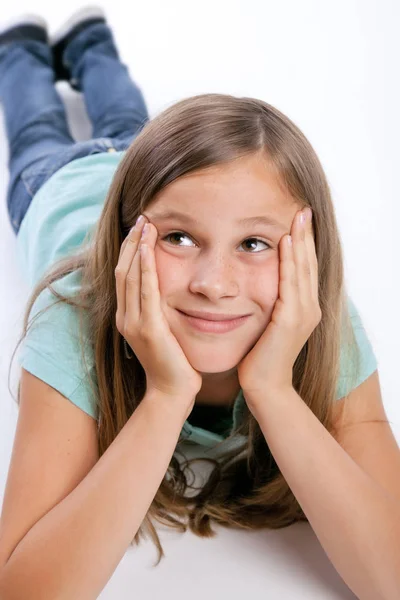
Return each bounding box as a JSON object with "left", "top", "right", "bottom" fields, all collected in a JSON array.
[
  {"left": 0, "top": 14, "right": 48, "bottom": 47},
  {"left": 49, "top": 5, "right": 106, "bottom": 87}
]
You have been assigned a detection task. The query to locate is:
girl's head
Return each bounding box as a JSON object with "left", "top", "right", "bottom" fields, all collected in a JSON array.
[
  {"left": 110, "top": 93, "right": 336, "bottom": 382},
  {"left": 143, "top": 151, "right": 300, "bottom": 380},
  {"left": 11, "top": 93, "right": 361, "bottom": 566}
]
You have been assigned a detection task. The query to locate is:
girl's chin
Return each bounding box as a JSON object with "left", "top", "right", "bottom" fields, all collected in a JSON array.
[
  {"left": 192, "top": 362, "right": 237, "bottom": 374},
  {"left": 178, "top": 344, "right": 241, "bottom": 373}
]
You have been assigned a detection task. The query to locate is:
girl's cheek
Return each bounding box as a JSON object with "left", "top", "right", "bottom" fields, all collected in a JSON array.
[
  {"left": 252, "top": 260, "right": 280, "bottom": 312},
  {"left": 154, "top": 248, "right": 183, "bottom": 293}
]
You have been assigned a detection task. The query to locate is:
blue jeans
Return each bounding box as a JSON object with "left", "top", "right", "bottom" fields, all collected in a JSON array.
[{"left": 0, "top": 22, "right": 150, "bottom": 235}]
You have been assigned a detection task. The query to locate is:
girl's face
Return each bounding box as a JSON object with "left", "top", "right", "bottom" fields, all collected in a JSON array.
[{"left": 143, "top": 152, "right": 301, "bottom": 379}]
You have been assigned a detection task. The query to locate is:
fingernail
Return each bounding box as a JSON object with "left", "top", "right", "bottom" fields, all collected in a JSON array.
[
  {"left": 141, "top": 223, "right": 149, "bottom": 237},
  {"left": 135, "top": 215, "right": 145, "bottom": 228}
]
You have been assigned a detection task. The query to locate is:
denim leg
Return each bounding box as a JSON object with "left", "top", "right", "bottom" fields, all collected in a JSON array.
[
  {"left": 63, "top": 22, "right": 150, "bottom": 140},
  {"left": 0, "top": 40, "right": 75, "bottom": 180},
  {"left": 0, "top": 39, "right": 77, "bottom": 234}
]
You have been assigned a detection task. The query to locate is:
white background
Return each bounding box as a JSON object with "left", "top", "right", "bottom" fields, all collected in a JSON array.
[{"left": 0, "top": 1, "right": 398, "bottom": 598}]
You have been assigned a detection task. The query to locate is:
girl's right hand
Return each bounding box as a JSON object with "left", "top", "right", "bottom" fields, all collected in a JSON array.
[{"left": 115, "top": 215, "right": 203, "bottom": 413}]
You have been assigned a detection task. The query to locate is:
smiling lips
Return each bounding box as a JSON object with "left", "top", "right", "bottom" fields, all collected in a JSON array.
[
  {"left": 177, "top": 309, "right": 251, "bottom": 333},
  {"left": 180, "top": 309, "right": 250, "bottom": 321}
]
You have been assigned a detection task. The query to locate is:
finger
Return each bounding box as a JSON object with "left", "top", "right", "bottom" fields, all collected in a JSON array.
[
  {"left": 126, "top": 226, "right": 147, "bottom": 325},
  {"left": 136, "top": 223, "right": 163, "bottom": 325},
  {"left": 118, "top": 224, "right": 138, "bottom": 260},
  {"left": 304, "top": 209, "right": 319, "bottom": 303},
  {"left": 292, "top": 209, "right": 312, "bottom": 307},
  {"left": 115, "top": 216, "right": 147, "bottom": 331},
  {"left": 118, "top": 215, "right": 147, "bottom": 260},
  {"left": 279, "top": 231, "right": 298, "bottom": 317}
]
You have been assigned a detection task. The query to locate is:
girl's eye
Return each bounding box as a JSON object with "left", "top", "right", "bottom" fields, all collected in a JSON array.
[{"left": 162, "top": 232, "right": 270, "bottom": 253}]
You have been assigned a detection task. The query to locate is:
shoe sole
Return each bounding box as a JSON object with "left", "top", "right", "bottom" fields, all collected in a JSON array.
[
  {"left": 0, "top": 14, "right": 48, "bottom": 37},
  {"left": 49, "top": 5, "right": 106, "bottom": 47},
  {"left": 50, "top": 6, "right": 106, "bottom": 85}
]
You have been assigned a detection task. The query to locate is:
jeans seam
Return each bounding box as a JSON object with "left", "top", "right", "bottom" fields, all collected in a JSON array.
[{"left": 20, "top": 175, "right": 36, "bottom": 198}]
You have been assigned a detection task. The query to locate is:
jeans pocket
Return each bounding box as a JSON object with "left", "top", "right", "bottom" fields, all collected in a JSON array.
[
  {"left": 19, "top": 139, "right": 122, "bottom": 199},
  {"left": 20, "top": 156, "right": 62, "bottom": 199}
]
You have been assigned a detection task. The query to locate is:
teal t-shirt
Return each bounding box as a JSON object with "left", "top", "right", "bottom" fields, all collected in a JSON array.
[{"left": 15, "top": 152, "right": 379, "bottom": 453}]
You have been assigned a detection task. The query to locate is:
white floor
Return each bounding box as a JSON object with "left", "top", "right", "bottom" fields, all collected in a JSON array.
[{"left": 0, "top": 1, "right": 399, "bottom": 598}]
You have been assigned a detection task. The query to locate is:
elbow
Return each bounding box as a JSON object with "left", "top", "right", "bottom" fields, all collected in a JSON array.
[
  {"left": 0, "top": 572, "right": 13, "bottom": 600},
  {"left": 0, "top": 567, "right": 56, "bottom": 600},
  {"left": 0, "top": 567, "right": 11, "bottom": 600},
  {"left": 0, "top": 568, "right": 22, "bottom": 600}
]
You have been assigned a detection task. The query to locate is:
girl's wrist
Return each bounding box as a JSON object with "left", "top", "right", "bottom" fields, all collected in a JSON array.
[{"left": 143, "top": 387, "right": 195, "bottom": 423}]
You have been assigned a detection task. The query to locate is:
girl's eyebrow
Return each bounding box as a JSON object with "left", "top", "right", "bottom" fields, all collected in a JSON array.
[{"left": 149, "top": 209, "right": 287, "bottom": 232}]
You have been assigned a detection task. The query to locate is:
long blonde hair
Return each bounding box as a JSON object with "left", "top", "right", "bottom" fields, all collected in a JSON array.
[{"left": 8, "top": 93, "right": 378, "bottom": 566}]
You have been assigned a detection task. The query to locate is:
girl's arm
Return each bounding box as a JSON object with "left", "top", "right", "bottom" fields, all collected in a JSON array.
[
  {"left": 0, "top": 387, "right": 189, "bottom": 600},
  {"left": 247, "top": 383, "right": 400, "bottom": 600}
]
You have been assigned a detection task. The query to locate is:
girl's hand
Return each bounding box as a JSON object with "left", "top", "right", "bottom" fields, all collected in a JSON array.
[
  {"left": 237, "top": 207, "right": 322, "bottom": 405},
  {"left": 115, "top": 216, "right": 202, "bottom": 409}
]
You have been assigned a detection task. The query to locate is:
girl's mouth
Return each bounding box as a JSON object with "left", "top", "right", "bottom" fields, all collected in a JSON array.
[{"left": 177, "top": 310, "right": 250, "bottom": 333}]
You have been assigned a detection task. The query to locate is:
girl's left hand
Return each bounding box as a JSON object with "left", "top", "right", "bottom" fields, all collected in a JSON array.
[{"left": 237, "top": 206, "right": 322, "bottom": 404}]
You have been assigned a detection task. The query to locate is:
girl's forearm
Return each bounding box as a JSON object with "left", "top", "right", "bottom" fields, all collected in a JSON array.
[
  {"left": 248, "top": 386, "right": 400, "bottom": 600},
  {"left": 0, "top": 391, "right": 190, "bottom": 600}
]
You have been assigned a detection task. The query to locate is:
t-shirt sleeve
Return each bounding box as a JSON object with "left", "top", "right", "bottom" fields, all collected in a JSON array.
[
  {"left": 336, "top": 295, "right": 379, "bottom": 400},
  {"left": 17, "top": 284, "right": 99, "bottom": 420}
]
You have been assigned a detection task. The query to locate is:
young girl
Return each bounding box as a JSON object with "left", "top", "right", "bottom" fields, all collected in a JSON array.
[{"left": 1, "top": 6, "right": 400, "bottom": 600}]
